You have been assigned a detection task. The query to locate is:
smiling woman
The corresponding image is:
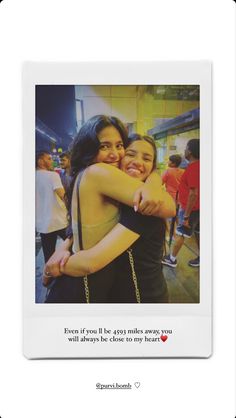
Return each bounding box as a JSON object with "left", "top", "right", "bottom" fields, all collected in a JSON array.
[
  {"left": 121, "top": 134, "right": 157, "bottom": 180},
  {"left": 44, "top": 116, "right": 175, "bottom": 303},
  {"left": 93, "top": 125, "right": 125, "bottom": 167}
]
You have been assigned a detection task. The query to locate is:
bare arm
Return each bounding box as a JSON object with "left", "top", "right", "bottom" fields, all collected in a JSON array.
[
  {"left": 150, "top": 182, "right": 176, "bottom": 218},
  {"left": 87, "top": 164, "right": 175, "bottom": 218},
  {"left": 55, "top": 187, "right": 65, "bottom": 201},
  {"left": 133, "top": 170, "right": 176, "bottom": 218},
  {"left": 183, "top": 188, "right": 198, "bottom": 225},
  {"left": 145, "top": 170, "right": 162, "bottom": 188},
  {"left": 86, "top": 163, "right": 143, "bottom": 205},
  {"left": 61, "top": 224, "right": 140, "bottom": 276},
  {"left": 43, "top": 238, "right": 73, "bottom": 285}
]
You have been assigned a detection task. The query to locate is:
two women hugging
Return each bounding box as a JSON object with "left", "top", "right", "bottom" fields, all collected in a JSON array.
[{"left": 43, "top": 115, "right": 176, "bottom": 303}]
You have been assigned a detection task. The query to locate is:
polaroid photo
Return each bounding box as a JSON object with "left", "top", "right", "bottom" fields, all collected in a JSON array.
[{"left": 23, "top": 62, "right": 212, "bottom": 358}]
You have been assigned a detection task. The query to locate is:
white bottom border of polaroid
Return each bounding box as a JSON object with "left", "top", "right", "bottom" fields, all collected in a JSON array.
[{"left": 24, "top": 315, "right": 212, "bottom": 359}]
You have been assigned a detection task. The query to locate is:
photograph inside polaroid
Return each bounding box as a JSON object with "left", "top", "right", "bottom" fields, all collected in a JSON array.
[{"left": 35, "top": 84, "right": 200, "bottom": 305}]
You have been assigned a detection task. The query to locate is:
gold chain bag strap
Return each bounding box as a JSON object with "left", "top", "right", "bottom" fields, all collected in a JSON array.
[
  {"left": 83, "top": 276, "right": 90, "bottom": 304},
  {"left": 126, "top": 248, "right": 141, "bottom": 303},
  {"left": 76, "top": 172, "right": 90, "bottom": 303}
]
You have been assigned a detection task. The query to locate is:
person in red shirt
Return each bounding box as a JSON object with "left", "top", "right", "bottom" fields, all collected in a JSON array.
[
  {"left": 162, "top": 139, "right": 200, "bottom": 268},
  {"left": 162, "top": 154, "right": 184, "bottom": 202},
  {"left": 162, "top": 154, "right": 184, "bottom": 240}
]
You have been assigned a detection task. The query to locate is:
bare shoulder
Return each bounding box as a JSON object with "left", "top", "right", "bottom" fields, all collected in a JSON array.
[
  {"left": 79, "top": 164, "right": 115, "bottom": 192},
  {"left": 84, "top": 163, "right": 122, "bottom": 182},
  {"left": 83, "top": 163, "right": 141, "bottom": 197},
  {"left": 86, "top": 163, "right": 119, "bottom": 175}
]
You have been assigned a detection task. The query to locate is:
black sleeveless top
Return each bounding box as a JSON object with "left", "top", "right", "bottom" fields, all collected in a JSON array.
[{"left": 109, "top": 205, "right": 168, "bottom": 303}]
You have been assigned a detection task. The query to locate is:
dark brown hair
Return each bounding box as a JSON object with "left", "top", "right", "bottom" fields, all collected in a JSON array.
[{"left": 169, "top": 154, "right": 182, "bottom": 167}]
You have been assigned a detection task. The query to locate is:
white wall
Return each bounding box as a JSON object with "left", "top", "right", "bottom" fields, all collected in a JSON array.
[{"left": 75, "top": 85, "right": 137, "bottom": 123}]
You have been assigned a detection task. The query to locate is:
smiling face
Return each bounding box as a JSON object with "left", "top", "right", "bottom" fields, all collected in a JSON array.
[
  {"left": 93, "top": 125, "right": 125, "bottom": 167},
  {"left": 120, "top": 140, "right": 155, "bottom": 181}
]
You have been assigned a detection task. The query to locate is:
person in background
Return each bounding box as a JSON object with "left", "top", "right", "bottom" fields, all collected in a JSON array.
[
  {"left": 162, "top": 139, "right": 200, "bottom": 268},
  {"left": 162, "top": 154, "right": 184, "bottom": 240},
  {"left": 59, "top": 151, "right": 72, "bottom": 195},
  {"left": 162, "top": 154, "right": 184, "bottom": 202},
  {"left": 36, "top": 151, "right": 68, "bottom": 263}
]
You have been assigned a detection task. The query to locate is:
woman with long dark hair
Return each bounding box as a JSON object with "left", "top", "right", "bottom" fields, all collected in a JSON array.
[{"left": 44, "top": 116, "right": 175, "bottom": 303}]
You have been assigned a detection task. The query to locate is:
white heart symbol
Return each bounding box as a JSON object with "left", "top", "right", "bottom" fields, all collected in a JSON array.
[{"left": 134, "top": 382, "right": 140, "bottom": 388}]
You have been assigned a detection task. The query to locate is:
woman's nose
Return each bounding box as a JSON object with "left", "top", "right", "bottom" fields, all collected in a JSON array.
[
  {"left": 109, "top": 147, "right": 119, "bottom": 158},
  {"left": 132, "top": 156, "right": 143, "bottom": 166}
]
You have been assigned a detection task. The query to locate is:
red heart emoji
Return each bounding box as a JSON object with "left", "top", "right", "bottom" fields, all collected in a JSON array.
[{"left": 161, "top": 335, "right": 168, "bottom": 342}]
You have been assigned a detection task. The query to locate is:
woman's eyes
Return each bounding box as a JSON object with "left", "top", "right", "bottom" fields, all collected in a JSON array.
[
  {"left": 100, "top": 143, "right": 124, "bottom": 150},
  {"left": 125, "top": 152, "right": 152, "bottom": 162},
  {"left": 125, "top": 151, "right": 136, "bottom": 157}
]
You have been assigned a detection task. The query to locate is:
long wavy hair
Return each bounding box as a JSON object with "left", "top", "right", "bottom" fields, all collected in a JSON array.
[{"left": 66, "top": 115, "right": 129, "bottom": 220}]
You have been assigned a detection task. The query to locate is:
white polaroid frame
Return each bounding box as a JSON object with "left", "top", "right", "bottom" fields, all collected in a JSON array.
[{"left": 23, "top": 62, "right": 212, "bottom": 358}]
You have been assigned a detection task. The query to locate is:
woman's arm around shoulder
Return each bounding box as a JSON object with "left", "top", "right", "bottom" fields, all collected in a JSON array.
[
  {"left": 135, "top": 170, "right": 176, "bottom": 218},
  {"left": 85, "top": 164, "right": 175, "bottom": 218},
  {"left": 61, "top": 223, "right": 140, "bottom": 277},
  {"left": 85, "top": 163, "right": 142, "bottom": 206}
]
